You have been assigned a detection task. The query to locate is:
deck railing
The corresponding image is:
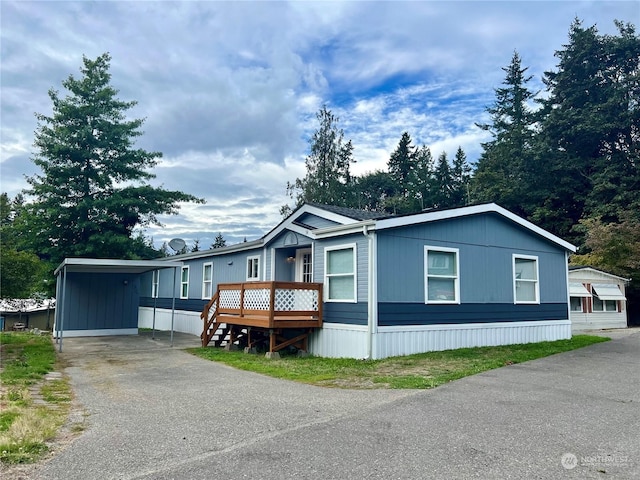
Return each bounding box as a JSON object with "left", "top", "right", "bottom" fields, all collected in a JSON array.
[
  {"left": 201, "top": 281, "right": 323, "bottom": 347},
  {"left": 217, "top": 281, "right": 323, "bottom": 326}
]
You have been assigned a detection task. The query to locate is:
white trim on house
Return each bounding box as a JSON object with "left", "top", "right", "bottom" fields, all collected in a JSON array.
[
  {"left": 180, "top": 266, "right": 190, "bottom": 299},
  {"left": 246, "top": 255, "right": 260, "bottom": 281},
  {"left": 324, "top": 243, "right": 358, "bottom": 303},
  {"left": 513, "top": 254, "right": 540, "bottom": 304},
  {"left": 424, "top": 246, "right": 460, "bottom": 304},
  {"left": 375, "top": 203, "right": 576, "bottom": 252},
  {"left": 202, "top": 262, "right": 213, "bottom": 300}
]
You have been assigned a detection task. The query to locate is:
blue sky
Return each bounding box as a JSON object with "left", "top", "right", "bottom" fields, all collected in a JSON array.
[{"left": 1, "top": 1, "right": 637, "bottom": 249}]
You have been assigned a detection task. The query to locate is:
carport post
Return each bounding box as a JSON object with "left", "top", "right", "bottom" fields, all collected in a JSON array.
[
  {"left": 152, "top": 269, "right": 158, "bottom": 340},
  {"left": 170, "top": 266, "right": 177, "bottom": 347},
  {"left": 58, "top": 265, "right": 67, "bottom": 353}
]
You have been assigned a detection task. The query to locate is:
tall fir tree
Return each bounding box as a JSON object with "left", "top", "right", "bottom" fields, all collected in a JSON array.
[
  {"left": 450, "top": 147, "right": 472, "bottom": 207},
  {"left": 433, "top": 152, "right": 453, "bottom": 208},
  {"left": 25, "top": 53, "right": 202, "bottom": 265},
  {"left": 471, "top": 51, "right": 536, "bottom": 217},
  {"left": 532, "top": 19, "right": 640, "bottom": 242},
  {"left": 286, "top": 106, "right": 356, "bottom": 208}
]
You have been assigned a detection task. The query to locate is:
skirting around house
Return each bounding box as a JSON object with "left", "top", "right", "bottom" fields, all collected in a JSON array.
[
  {"left": 144, "top": 307, "right": 571, "bottom": 359},
  {"left": 309, "top": 320, "right": 572, "bottom": 359},
  {"left": 54, "top": 328, "right": 139, "bottom": 338}
]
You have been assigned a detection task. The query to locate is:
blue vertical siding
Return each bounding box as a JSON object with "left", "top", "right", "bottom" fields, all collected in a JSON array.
[
  {"left": 377, "top": 213, "right": 568, "bottom": 304},
  {"left": 63, "top": 272, "right": 140, "bottom": 330}
]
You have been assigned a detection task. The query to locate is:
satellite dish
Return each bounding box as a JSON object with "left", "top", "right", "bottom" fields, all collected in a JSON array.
[{"left": 168, "top": 238, "right": 186, "bottom": 252}]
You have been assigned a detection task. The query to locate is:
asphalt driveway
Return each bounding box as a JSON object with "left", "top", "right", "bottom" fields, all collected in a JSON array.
[{"left": 27, "top": 329, "right": 640, "bottom": 479}]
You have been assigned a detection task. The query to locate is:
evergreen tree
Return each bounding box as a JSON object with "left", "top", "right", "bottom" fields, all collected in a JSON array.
[
  {"left": 433, "top": 152, "right": 453, "bottom": 208},
  {"left": 211, "top": 232, "right": 227, "bottom": 249},
  {"left": 413, "top": 145, "right": 436, "bottom": 211},
  {"left": 471, "top": 51, "right": 536, "bottom": 216},
  {"left": 532, "top": 20, "right": 640, "bottom": 241},
  {"left": 353, "top": 171, "right": 397, "bottom": 212},
  {"left": 0, "top": 193, "right": 47, "bottom": 298},
  {"left": 450, "top": 147, "right": 472, "bottom": 207},
  {"left": 24, "top": 53, "right": 202, "bottom": 265},
  {"left": 388, "top": 132, "right": 416, "bottom": 196},
  {"left": 286, "top": 106, "right": 355, "bottom": 207}
]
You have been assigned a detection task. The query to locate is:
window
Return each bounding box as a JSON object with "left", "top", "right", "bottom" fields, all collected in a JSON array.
[
  {"left": 202, "top": 263, "right": 213, "bottom": 299},
  {"left": 570, "top": 297, "right": 584, "bottom": 312},
  {"left": 325, "top": 244, "right": 356, "bottom": 302},
  {"left": 151, "top": 270, "right": 159, "bottom": 298},
  {"left": 513, "top": 255, "right": 539, "bottom": 304},
  {"left": 591, "top": 284, "right": 623, "bottom": 312},
  {"left": 247, "top": 256, "right": 260, "bottom": 281},
  {"left": 424, "top": 247, "right": 459, "bottom": 303},
  {"left": 180, "top": 266, "right": 189, "bottom": 299}
]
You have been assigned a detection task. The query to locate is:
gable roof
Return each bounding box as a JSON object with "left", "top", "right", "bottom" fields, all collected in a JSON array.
[
  {"left": 158, "top": 202, "right": 576, "bottom": 262},
  {"left": 314, "top": 203, "right": 576, "bottom": 252},
  {"left": 305, "top": 203, "right": 391, "bottom": 221},
  {"left": 569, "top": 266, "right": 630, "bottom": 282}
]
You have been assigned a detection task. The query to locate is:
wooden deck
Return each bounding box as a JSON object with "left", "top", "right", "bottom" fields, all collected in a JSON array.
[{"left": 200, "top": 281, "right": 323, "bottom": 353}]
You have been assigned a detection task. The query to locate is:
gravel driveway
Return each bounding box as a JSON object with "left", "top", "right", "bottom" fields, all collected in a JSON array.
[{"left": 19, "top": 329, "right": 640, "bottom": 479}]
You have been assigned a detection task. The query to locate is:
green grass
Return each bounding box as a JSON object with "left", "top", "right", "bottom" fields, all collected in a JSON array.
[
  {"left": 188, "top": 335, "right": 609, "bottom": 389},
  {"left": 0, "top": 332, "right": 72, "bottom": 465}
]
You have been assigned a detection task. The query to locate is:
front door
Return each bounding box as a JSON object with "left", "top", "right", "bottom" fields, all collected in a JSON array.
[{"left": 295, "top": 248, "right": 313, "bottom": 283}]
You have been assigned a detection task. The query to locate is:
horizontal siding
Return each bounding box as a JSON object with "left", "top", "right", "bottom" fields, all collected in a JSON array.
[
  {"left": 323, "top": 302, "right": 368, "bottom": 325},
  {"left": 570, "top": 311, "right": 628, "bottom": 331},
  {"left": 378, "top": 302, "right": 568, "bottom": 326}
]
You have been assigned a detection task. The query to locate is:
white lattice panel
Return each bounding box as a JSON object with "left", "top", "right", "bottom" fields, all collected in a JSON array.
[
  {"left": 219, "top": 290, "right": 240, "bottom": 309},
  {"left": 243, "top": 289, "right": 271, "bottom": 310},
  {"left": 275, "top": 289, "right": 318, "bottom": 311}
]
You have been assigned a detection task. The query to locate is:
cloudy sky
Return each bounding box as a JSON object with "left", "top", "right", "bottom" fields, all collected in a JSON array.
[{"left": 1, "top": 1, "right": 637, "bottom": 249}]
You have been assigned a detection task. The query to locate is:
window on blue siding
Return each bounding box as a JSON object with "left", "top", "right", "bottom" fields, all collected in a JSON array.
[
  {"left": 424, "top": 247, "right": 459, "bottom": 303},
  {"left": 247, "top": 256, "right": 260, "bottom": 281},
  {"left": 151, "top": 270, "right": 159, "bottom": 298},
  {"left": 325, "top": 244, "right": 357, "bottom": 302},
  {"left": 513, "top": 255, "right": 539, "bottom": 303},
  {"left": 180, "top": 266, "right": 189, "bottom": 299},
  {"left": 202, "top": 263, "right": 213, "bottom": 299}
]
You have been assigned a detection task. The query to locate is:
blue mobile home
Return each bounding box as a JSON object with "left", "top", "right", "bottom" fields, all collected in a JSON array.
[{"left": 138, "top": 203, "right": 575, "bottom": 359}]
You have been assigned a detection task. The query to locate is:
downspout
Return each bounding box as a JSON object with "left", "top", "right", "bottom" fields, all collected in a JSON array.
[{"left": 364, "top": 225, "right": 377, "bottom": 360}]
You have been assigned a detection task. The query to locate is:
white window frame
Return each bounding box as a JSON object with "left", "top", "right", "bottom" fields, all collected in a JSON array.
[
  {"left": 246, "top": 256, "right": 260, "bottom": 281},
  {"left": 151, "top": 270, "right": 159, "bottom": 299},
  {"left": 591, "top": 286, "right": 618, "bottom": 312},
  {"left": 202, "top": 262, "right": 213, "bottom": 300},
  {"left": 424, "top": 246, "right": 460, "bottom": 304},
  {"left": 180, "top": 266, "right": 190, "bottom": 299},
  {"left": 324, "top": 243, "right": 357, "bottom": 303},
  {"left": 512, "top": 254, "right": 539, "bottom": 304},
  {"left": 569, "top": 296, "right": 584, "bottom": 312}
]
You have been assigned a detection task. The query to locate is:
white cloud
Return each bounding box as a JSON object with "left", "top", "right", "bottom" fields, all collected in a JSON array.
[{"left": 1, "top": 0, "right": 636, "bottom": 250}]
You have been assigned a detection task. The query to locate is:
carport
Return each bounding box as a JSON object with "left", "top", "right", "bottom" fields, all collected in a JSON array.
[{"left": 54, "top": 258, "right": 183, "bottom": 352}]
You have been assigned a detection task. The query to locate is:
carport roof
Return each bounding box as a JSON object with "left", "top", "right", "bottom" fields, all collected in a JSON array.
[{"left": 54, "top": 258, "right": 183, "bottom": 276}]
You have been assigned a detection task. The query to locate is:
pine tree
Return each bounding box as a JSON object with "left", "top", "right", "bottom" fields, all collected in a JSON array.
[
  {"left": 25, "top": 53, "right": 202, "bottom": 265},
  {"left": 286, "top": 106, "right": 355, "bottom": 207},
  {"left": 450, "top": 147, "right": 472, "bottom": 207},
  {"left": 471, "top": 51, "right": 536, "bottom": 216},
  {"left": 433, "top": 152, "right": 453, "bottom": 208},
  {"left": 211, "top": 232, "right": 227, "bottom": 249}
]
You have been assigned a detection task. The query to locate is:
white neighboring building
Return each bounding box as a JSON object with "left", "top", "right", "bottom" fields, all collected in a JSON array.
[{"left": 569, "top": 266, "right": 629, "bottom": 331}]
